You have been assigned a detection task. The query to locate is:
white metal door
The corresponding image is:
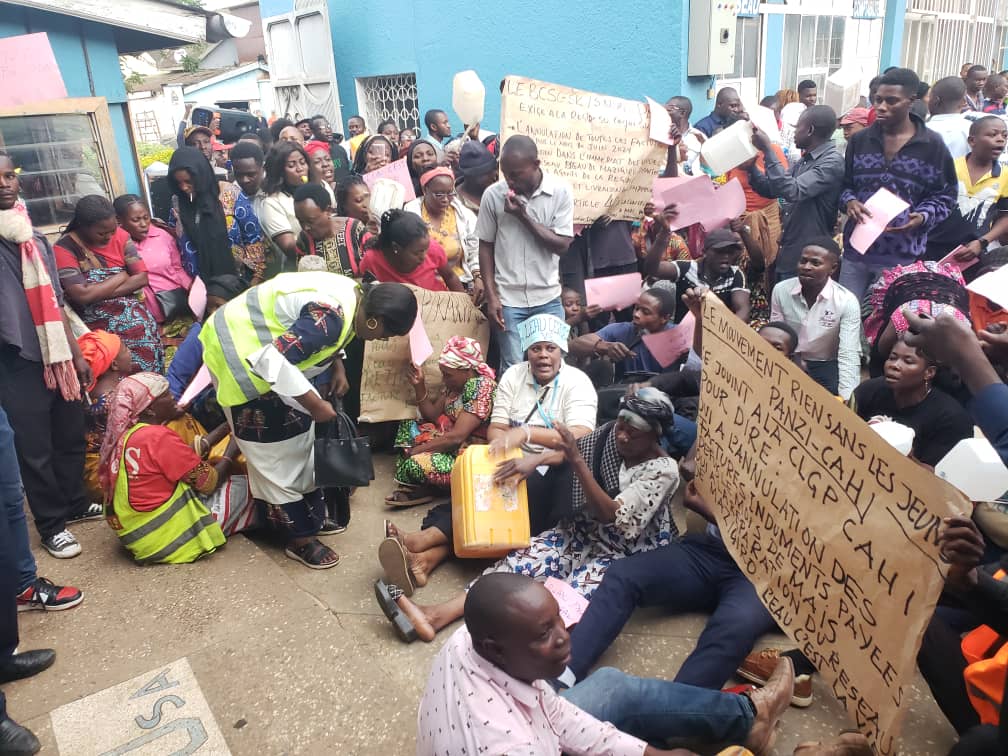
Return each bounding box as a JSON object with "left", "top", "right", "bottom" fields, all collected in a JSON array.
[{"left": 263, "top": 0, "right": 342, "bottom": 128}]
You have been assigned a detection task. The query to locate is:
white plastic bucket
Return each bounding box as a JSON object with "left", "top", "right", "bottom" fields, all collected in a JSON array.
[{"left": 699, "top": 119, "right": 758, "bottom": 174}]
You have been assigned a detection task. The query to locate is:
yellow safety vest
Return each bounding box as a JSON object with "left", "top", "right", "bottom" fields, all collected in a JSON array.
[
  {"left": 199, "top": 272, "right": 359, "bottom": 407},
  {"left": 111, "top": 424, "right": 226, "bottom": 564}
]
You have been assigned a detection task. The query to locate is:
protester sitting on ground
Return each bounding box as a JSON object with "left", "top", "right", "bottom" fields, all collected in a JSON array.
[
  {"left": 412, "top": 573, "right": 794, "bottom": 756},
  {"left": 952, "top": 116, "right": 1008, "bottom": 261},
  {"left": 455, "top": 140, "right": 499, "bottom": 214},
  {"left": 380, "top": 315, "right": 595, "bottom": 590},
  {"left": 728, "top": 215, "right": 771, "bottom": 327},
  {"left": 568, "top": 288, "right": 684, "bottom": 386},
  {"left": 381, "top": 395, "right": 681, "bottom": 645},
  {"left": 335, "top": 174, "right": 378, "bottom": 234},
  {"left": 293, "top": 183, "right": 368, "bottom": 278},
  {"left": 839, "top": 67, "right": 958, "bottom": 302},
  {"left": 54, "top": 195, "right": 164, "bottom": 374},
  {"left": 99, "top": 373, "right": 254, "bottom": 564},
  {"left": 384, "top": 336, "right": 496, "bottom": 512},
  {"left": 851, "top": 335, "right": 974, "bottom": 467},
  {"left": 168, "top": 147, "right": 269, "bottom": 285},
  {"left": 632, "top": 201, "right": 692, "bottom": 262},
  {"left": 862, "top": 260, "right": 971, "bottom": 376},
  {"left": 404, "top": 166, "right": 481, "bottom": 301},
  {"left": 644, "top": 222, "right": 751, "bottom": 323},
  {"left": 258, "top": 141, "right": 311, "bottom": 265},
  {"left": 200, "top": 274, "right": 417, "bottom": 569},
  {"left": 406, "top": 140, "right": 440, "bottom": 196},
  {"left": 352, "top": 134, "right": 397, "bottom": 175},
  {"left": 358, "top": 208, "right": 464, "bottom": 292},
  {"left": 304, "top": 140, "right": 338, "bottom": 202},
  {"left": 770, "top": 238, "right": 861, "bottom": 398}
]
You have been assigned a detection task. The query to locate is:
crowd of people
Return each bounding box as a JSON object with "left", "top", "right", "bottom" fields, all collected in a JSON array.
[{"left": 1, "top": 60, "right": 1008, "bottom": 756}]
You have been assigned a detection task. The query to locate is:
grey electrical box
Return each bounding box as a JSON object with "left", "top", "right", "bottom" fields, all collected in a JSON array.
[{"left": 687, "top": 0, "right": 738, "bottom": 76}]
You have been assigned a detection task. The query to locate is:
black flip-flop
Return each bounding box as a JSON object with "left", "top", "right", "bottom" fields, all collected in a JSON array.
[{"left": 373, "top": 579, "right": 418, "bottom": 642}]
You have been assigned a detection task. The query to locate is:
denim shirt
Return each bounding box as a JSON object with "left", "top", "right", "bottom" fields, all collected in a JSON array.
[{"left": 838, "top": 114, "right": 957, "bottom": 265}]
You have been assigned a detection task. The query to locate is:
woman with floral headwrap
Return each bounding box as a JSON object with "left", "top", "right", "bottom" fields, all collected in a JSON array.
[
  {"left": 376, "top": 387, "right": 682, "bottom": 643},
  {"left": 99, "top": 372, "right": 254, "bottom": 564},
  {"left": 385, "top": 335, "right": 497, "bottom": 506}
]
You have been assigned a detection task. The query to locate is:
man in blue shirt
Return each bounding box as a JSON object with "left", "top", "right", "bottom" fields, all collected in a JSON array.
[{"left": 693, "top": 88, "right": 746, "bottom": 138}]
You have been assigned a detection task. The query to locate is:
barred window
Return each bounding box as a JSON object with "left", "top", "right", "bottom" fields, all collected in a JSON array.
[{"left": 354, "top": 73, "right": 419, "bottom": 133}]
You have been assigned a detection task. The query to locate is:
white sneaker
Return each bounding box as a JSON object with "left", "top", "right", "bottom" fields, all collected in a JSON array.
[{"left": 41, "top": 529, "right": 81, "bottom": 558}]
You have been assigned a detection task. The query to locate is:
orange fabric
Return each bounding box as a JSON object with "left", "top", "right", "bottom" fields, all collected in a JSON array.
[
  {"left": 726, "top": 144, "right": 788, "bottom": 212},
  {"left": 962, "top": 569, "right": 1008, "bottom": 724},
  {"left": 76, "top": 330, "right": 122, "bottom": 391},
  {"left": 970, "top": 292, "right": 1008, "bottom": 333}
]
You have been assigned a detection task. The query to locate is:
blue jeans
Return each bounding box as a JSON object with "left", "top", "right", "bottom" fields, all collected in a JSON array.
[
  {"left": 562, "top": 666, "right": 754, "bottom": 747},
  {"left": 838, "top": 256, "right": 891, "bottom": 304},
  {"left": 0, "top": 405, "right": 35, "bottom": 594},
  {"left": 499, "top": 297, "right": 566, "bottom": 373},
  {"left": 569, "top": 533, "right": 777, "bottom": 688}
]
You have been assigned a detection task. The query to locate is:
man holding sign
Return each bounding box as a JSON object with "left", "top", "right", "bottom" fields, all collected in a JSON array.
[{"left": 478, "top": 136, "right": 575, "bottom": 372}]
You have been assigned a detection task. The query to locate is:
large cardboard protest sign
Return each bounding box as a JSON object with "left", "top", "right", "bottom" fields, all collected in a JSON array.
[
  {"left": 499, "top": 76, "right": 666, "bottom": 224},
  {"left": 694, "top": 295, "right": 968, "bottom": 755},
  {"left": 358, "top": 287, "right": 488, "bottom": 423}
]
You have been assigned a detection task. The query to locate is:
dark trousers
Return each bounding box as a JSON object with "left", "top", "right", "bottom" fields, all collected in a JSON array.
[
  {"left": 917, "top": 610, "right": 980, "bottom": 735},
  {"left": 0, "top": 351, "right": 86, "bottom": 539},
  {"left": 804, "top": 359, "right": 839, "bottom": 396},
  {"left": 568, "top": 532, "right": 777, "bottom": 688},
  {"left": 0, "top": 405, "right": 22, "bottom": 722}
]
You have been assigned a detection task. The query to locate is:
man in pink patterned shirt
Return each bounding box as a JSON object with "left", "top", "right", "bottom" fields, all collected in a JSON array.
[{"left": 415, "top": 573, "right": 793, "bottom": 755}]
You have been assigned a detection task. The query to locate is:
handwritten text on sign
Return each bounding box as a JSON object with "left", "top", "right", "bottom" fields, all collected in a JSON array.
[
  {"left": 693, "top": 295, "right": 966, "bottom": 755},
  {"left": 358, "top": 287, "right": 488, "bottom": 423},
  {"left": 499, "top": 76, "right": 666, "bottom": 224}
]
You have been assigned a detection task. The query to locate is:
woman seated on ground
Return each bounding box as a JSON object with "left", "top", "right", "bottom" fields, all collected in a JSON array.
[
  {"left": 358, "top": 209, "right": 465, "bottom": 292},
  {"left": 293, "top": 183, "right": 368, "bottom": 278},
  {"left": 54, "top": 195, "right": 164, "bottom": 373},
  {"left": 404, "top": 166, "right": 482, "bottom": 303},
  {"left": 258, "top": 141, "right": 312, "bottom": 265},
  {"left": 114, "top": 193, "right": 194, "bottom": 363},
  {"left": 850, "top": 335, "right": 974, "bottom": 468},
  {"left": 352, "top": 134, "right": 397, "bottom": 175},
  {"left": 568, "top": 287, "right": 689, "bottom": 386},
  {"left": 100, "top": 373, "right": 256, "bottom": 564},
  {"left": 376, "top": 388, "right": 681, "bottom": 643},
  {"left": 379, "top": 314, "right": 596, "bottom": 594}
]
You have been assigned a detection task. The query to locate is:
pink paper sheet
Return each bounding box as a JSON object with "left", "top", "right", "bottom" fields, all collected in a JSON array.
[
  {"left": 187, "top": 277, "right": 207, "bottom": 320},
  {"left": 849, "top": 188, "right": 910, "bottom": 254},
  {"left": 646, "top": 96, "right": 674, "bottom": 146},
  {"left": 651, "top": 176, "right": 745, "bottom": 232},
  {"left": 544, "top": 577, "right": 590, "bottom": 628},
  {"left": 362, "top": 158, "right": 417, "bottom": 202},
  {"left": 585, "top": 273, "right": 643, "bottom": 311},
  {"left": 0, "top": 33, "right": 67, "bottom": 107},
  {"left": 642, "top": 312, "right": 695, "bottom": 367},
  {"left": 939, "top": 246, "right": 979, "bottom": 273},
  {"left": 179, "top": 364, "right": 212, "bottom": 407},
  {"left": 408, "top": 311, "right": 434, "bottom": 366}
]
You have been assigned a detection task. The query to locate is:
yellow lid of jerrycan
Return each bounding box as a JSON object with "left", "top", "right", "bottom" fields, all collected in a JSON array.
[
  {"left": 452, "top": 70, "right": 485, "bottom": 127},
  {"left": 450, "top": 444, "right": 530, "bottom": 558}
]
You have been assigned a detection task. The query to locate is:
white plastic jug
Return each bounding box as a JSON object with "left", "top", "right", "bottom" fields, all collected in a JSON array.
[
  {"left": 869, "top": 421, "right": 915, "bottom": 456},
  {"left": 936, "top": 438, "right": 1008, "bottom": 502},
  {"left": 453, "top": 70, "right": 485, "bottom": 126},
  {"left": 369, "top": 178, "right": 405, "bottom": 218},
  {"left": 699, "top": 119, "right": 758, "bottom": 175}
]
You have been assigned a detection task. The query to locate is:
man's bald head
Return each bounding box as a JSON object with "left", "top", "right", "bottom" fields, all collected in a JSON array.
[
  {"left": 713, "top": 87, "right": 745, "bottom": 122},
  {"left": 465, "top": 573, "right": 570, "bottom": 684},
  {"left": 500, "top": 134, "right": 538, "bottom": 162}
]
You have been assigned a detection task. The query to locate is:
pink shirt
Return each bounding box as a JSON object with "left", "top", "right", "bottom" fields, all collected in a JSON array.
[
  {"left": 358, "top": 239, "right": 448, "bottom": 291},
  {"left": 136, "top": 225, "right": 193, "bottom": 321},
  {"left": 416, "top": 627, "right": 646, "bottom": 756}
]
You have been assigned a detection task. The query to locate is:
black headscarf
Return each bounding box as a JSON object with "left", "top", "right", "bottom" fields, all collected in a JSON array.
[{"left": 168, "top": 147, "right": 235, "bottom": 279}]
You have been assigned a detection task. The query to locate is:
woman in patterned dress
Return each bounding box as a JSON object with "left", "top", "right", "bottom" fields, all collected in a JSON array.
[{"left": 377, "top": 388, "right": 682, "bottom": 643}]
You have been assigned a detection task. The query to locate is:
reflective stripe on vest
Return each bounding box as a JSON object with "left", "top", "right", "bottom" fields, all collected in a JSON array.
[
  {"left": 200, "top": 272, "right": 359, "bottom": 407},
  {"left": 962, "top": 569, "right": 1008, "bottom": 725},
  {"left": 112, "top": 424, "right": 225, "bottom": 564}
]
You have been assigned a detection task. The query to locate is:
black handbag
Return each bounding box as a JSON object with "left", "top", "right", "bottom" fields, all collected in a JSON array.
[
  {"left": 314, "top": 399, "right": 374, "bottom": 488},
  {"left": 155, "top": 288, "right": 191, "bottom": 321}
]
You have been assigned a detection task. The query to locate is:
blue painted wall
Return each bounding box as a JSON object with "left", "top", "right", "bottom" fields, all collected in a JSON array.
[
  {"left": 0, "top": 6, "right": 141, "bottom": 195},
  {"left": 320, "top": 0, "right": 713, "bottom": 134}
]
